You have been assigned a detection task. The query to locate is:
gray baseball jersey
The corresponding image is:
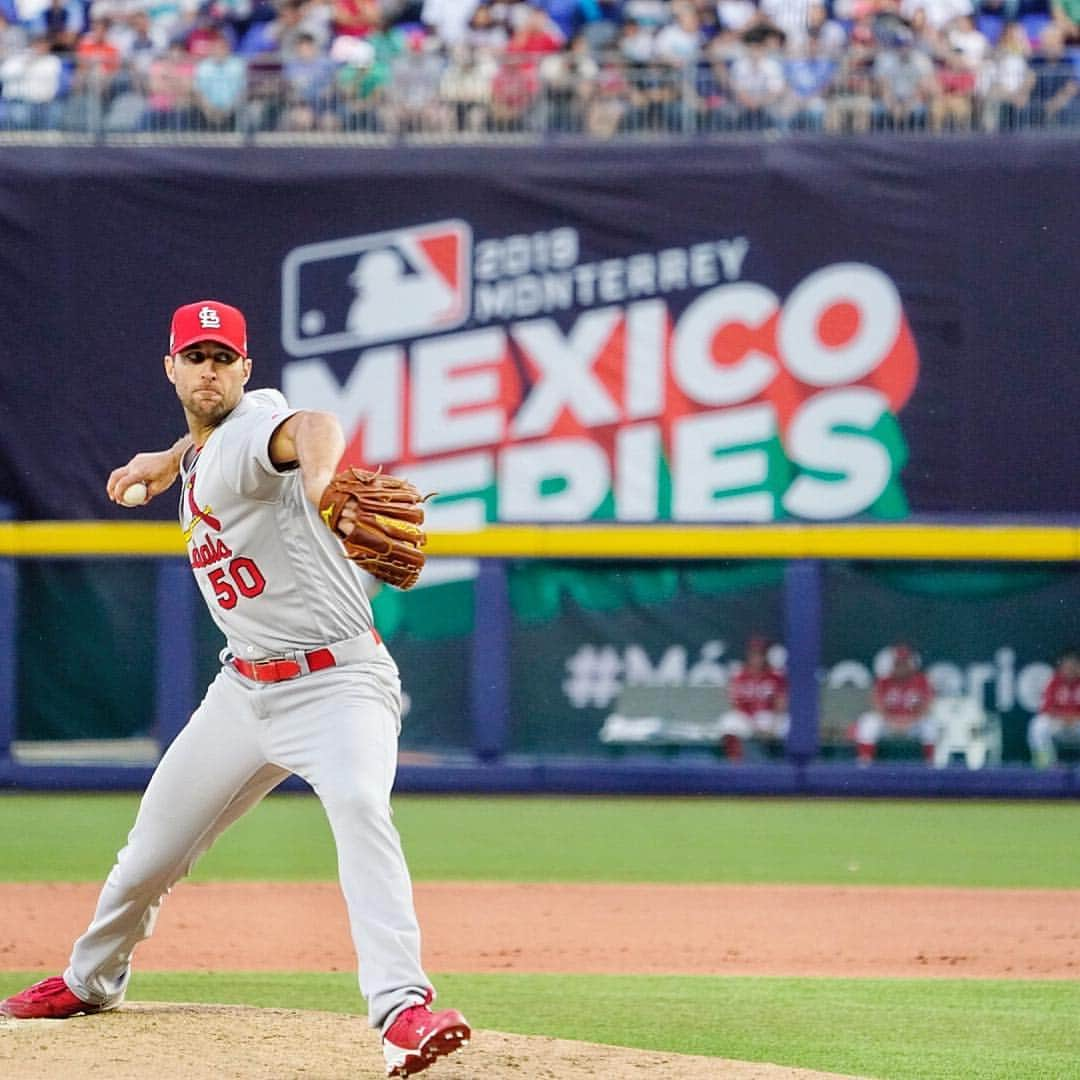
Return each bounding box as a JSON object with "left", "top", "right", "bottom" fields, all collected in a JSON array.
[{"left": 178, "top": 388, "right": 374, "bottom": 659}]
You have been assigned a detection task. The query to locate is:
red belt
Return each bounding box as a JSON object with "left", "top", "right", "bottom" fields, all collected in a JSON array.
[{"left": 232, "top": 629, "right": 382, "bottom": 683}]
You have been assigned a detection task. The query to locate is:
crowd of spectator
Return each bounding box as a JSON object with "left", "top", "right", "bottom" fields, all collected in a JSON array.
[{"left": 1, "top": 0, "right": 1078, "bottom": 134}]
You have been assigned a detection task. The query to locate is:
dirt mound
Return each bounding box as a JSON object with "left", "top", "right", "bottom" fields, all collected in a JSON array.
[{"left": 0, "top": 1003, "right": 860, "bottom": 1079}]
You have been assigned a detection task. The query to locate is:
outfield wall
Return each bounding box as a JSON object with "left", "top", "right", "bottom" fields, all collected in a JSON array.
[{"left": 0, "top": 139, "right": 1076, "bottom": 795}]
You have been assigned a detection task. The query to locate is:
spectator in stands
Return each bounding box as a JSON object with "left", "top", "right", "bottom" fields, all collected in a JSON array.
[
  {"left": 75, "top": 16, "right": 123, "bottom": 81},
  {"left": 806, "top": 1, "right": 849, "bottom": 55},
  {"left": 203, "top": 0, "right": 262, "bottom": 46},
  {"left": 422, "top": 0, "right": 481, "bottom": 45},
  {"left": 485, "top": 3, "right": 562, "bottom": 129},
  {"left": 782, "top": 23, "right": 838, "bottom": 128},
  {"left": 692, "top": 32, "right": 734, "bottom": 130},
  {"left": 506, "top": 1, "right": 565, "bottom": 53},
  {"left": 871, "top": 22, "right": 937, "bottom": 127},
  {"left": 901, "top": 0, "right": 976, "bottom": 37},
  {"left": 691, "top": 0, "right": 722, "bottom": 41},
  {"left": 1027, "top": 649, "right": 1080, "bottom": 768},
  {"left": 141, "top": 40, "right": 197, "bottom": 130},
  {"left": 193, "top": 28, "right": 247, "bottom": 129},
  {"left": 854, "top": 643, "right": 936, "bottom": 765},
  {"left": 654, "top": 0, "right": 704, "bottom": 64},
  {"left": 540, "top": 28, "right": 599, "bottom": 130},
  {"left": 626, "top": 52, "right": 684, "bottom": 128},
  {"left": 489, "top": 42, "right": 542, "bottom": 127},
  {"left": 718, "top": 636, "right": 790, "bottom": 761},
  {"left": 331, "top": 33, "right": 382, "bottom": 129},
  {"left": 32, "top": 0, "right": 84, "bottom": 52},
  {"left": 464, "top": 1, "right": 511, "bottom": 50},
  {"left": 383, "top": 34, "right": 449, "bottom": 133},
  {"left": 618, "top": 16, "right": 656, "bottom": 63},
  {"left": 728, "top": 22, "right": 787, "bottom": 129},
  {"left": 823, "top": 8, "right": 878, "bottom": 130},
  {"left": 931, "top": 42, "right": 977, "bottom": 126},
  {"left": 945, "top": 11, "right": 991, "bottom": 62},
  {"left": 109, "top": 9, "right": 169, "bottom": 71},
  {"left": 1031, "top": 21, "right": 1080, "bottom": 124},
  {"left": 240, "top": 0, "right": 321, "bottom": 59},
  {"left": 585, "top": 54, "right": 632, "bottom": 133},
  {"left": 182, "top": 7, "right": 239, "bottom": 57},
  {"left": 280, "top": 29, "right": 337, "bottom": 128},
  {"left": 332, "top": 0, "right": 381, "bottom": 38},
  {"left": 762, "top": 0, "right": 816, "bottom": 47},
  {"left": 716, "top": 0, "right": 760, "bottom": 38},
  {"left": 535, "top": 0, "right": 585, "bottom": 42},
  {"left": 440, "top": 41, "right": 497, "bottom": 130},
  {"left": 979, "top": 17, "right": 1035, "bottom": 128},
  {"left": 0, "top": 33, "right": 64, "bottom": 129}
]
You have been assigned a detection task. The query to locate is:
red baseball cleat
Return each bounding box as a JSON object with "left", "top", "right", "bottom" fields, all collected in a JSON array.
[
  {"left": 0, "top": 976, "right": 109, "bottom": 1020},
  {"left": 382, "top": 990, "right": 470, "bottom": 1077}
]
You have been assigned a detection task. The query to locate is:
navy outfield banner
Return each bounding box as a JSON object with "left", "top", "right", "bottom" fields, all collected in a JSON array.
[{"left": 0, "top": 140, "right": 1077, "bottom": 523}]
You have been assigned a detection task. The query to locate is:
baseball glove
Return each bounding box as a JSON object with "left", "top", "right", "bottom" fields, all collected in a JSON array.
[{"left": 318, "top": 467, "right": 431, "bottom": 590}]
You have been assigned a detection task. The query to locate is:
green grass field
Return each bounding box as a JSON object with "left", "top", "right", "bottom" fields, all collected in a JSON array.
[{"left": 2, "top": 794, "right": 1079, "bottom": 1079}]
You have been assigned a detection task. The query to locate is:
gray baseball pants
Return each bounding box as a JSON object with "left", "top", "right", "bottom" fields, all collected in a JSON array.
[{"left": 63, "top": 646, "right": 429, "bottom": 1030}]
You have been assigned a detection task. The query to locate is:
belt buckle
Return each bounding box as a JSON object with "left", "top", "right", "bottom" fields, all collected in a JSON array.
[{"left": 254, "top": 657, "right": 302, "bottom": 682}]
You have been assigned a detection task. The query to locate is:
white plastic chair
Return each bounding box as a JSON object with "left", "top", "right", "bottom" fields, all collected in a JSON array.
[{"left": 930, "top": 697, "right": 1000, "bottom": 769}]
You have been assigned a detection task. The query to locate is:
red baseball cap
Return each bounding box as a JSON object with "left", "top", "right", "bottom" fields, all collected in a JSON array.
[{"left": 169, "top": 300, "right": 248, "bottom": 357}]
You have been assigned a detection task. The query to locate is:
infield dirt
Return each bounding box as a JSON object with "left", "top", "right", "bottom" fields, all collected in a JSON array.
[{"left": 1, "top": 881, "right": 1077, "bottom": 1079}]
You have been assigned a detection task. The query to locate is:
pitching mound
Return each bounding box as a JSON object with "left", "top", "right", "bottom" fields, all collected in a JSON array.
[{"left": 0, "top": 1003, "right": 859, "bottom": 1079}]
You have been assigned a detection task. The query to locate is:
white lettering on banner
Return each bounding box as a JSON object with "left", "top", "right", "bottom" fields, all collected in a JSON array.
[
  {"left": 779, "top": 263, "right": 901, "bottom": 386},
  {"left": 673, "top": 405, "right": 775, "bottom": 521},
  {"left": 500, "top": 438, "right": 610, "bottom": 521},
  {"left": 673, "top": 283, "right": 779, "bottom": 405},
  {"left": 624, "top": 645, "right": 688, "bottom": 685},
  {"left": 564, "top": 644, "right": 1057, "bottom": 715},
  {"left": 470, "top": 239, "right": 750, "bottom": 322},
  {"left": 282, "top": 223, "right": 919, "bottom": 534},
  {"left": 625, "top": 298, "right": 666, "bottom": 420},
  {"left": 782, "top": 388, "right": 892, "bottom": 520},
  {"left": 717, "top": 237, "right": 750, "bottom": 281},
  {"left": 281, "top": 347, "right": 404, "bottom": 463},
  {"left": 412, "top": 328, "right": 505, "bottom": 456},
  {"left": 657, "top": 248, "right": 688, "bottom": 292},
  {"left": 511, "top": 309, "right": 622, "bottom": 439},
  {"left": 625, "top": 254, "right": 657, "bottom": 297},
  {"left": 615, "top": 424, "right": 660, "bottom": 521},
  {"left": 473, "top": 228, "right": 579, "bottom": 281}
]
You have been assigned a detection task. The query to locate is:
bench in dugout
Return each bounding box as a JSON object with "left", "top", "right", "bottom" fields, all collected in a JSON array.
[
  {"left": 817, "top": 684, "right": 866, "bottom": 759},
  {"left": 598, "top": 685, "right": 729, "bottom": 757}
]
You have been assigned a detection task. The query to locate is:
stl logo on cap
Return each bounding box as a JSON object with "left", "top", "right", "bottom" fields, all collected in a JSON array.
[{"left": 170, "top": 299, "right": 248, "bottom": 357}]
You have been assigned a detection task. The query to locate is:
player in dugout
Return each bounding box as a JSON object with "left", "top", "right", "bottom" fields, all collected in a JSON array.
[
  {"left": 1027, "top": 649, "right": 1080, "bottom": 768},
  {"left": 718, "top": 636, "right": 790, "bottom": 761},
  {"left": 854, "top": 642, "right": 936, "bottom": 765}
]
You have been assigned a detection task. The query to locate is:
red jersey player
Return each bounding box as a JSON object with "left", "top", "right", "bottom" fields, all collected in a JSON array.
[
  {"left": 1027, "top": 650, "right": 1080, "bottom": 768},
  {"left": 855, "top": 643, "right": 936, "bottom": 764},
  {"left": 719, "top": 636, "right": 789, "bottom": 760}
]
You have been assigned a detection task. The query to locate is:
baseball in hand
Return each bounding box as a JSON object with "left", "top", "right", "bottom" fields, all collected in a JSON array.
[{"left": 121, "top": 482, "right": 149, "bottom": 507}]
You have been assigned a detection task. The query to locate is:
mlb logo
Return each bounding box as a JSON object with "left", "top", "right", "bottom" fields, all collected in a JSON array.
[{"left": 281, "top": 220, "right": 472, "bottom": 357}]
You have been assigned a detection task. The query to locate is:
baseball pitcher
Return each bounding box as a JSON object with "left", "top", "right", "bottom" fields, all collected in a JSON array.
[{"left": 0, "top": 300, "right": 469, "bottom": 1078}]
